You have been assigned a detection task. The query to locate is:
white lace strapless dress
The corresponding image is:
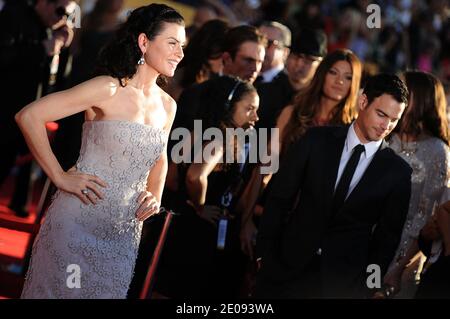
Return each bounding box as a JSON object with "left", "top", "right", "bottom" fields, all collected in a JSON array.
[{"left": 21, "top": 120, "right": 167, "bottom": 299}]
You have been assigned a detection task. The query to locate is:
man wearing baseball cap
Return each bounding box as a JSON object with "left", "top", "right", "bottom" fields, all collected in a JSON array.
[{"left": 256, "top": 28, "right": 327, "bottom": 130}]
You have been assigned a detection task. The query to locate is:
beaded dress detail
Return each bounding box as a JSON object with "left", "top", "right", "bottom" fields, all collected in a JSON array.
[
  {"left": 21, "top": 120, "right": 167, "bottom": 298},
  {"left": 385, "top": 134, "right": 449, "bottom": 298}
]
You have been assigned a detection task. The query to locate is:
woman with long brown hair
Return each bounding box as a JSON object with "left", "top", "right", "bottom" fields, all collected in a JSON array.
[
  {"left": 383, "top": 71, "right": 449, "bottom": 299},
  {"left": 239, "top": 49, "right": 362, "bottom": 262}
]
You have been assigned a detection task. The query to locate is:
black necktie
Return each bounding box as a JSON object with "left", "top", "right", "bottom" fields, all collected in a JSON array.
[{"left": 332, "top": 144, "right": 365, "bottom": 212}]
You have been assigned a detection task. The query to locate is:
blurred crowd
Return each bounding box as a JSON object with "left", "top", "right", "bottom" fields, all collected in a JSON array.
[{"left": 1, "top": 0, "right": 449, "bottom": 299}]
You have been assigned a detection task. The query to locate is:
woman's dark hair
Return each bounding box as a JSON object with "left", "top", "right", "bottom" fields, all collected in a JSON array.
[
  {"left": 198, "top": 76, "right": 257, "bottom": 164},
  {"left": 394, "top": 71, "right": 449, "bottom": 144},
  {"left": 282, "top": 49, "right": 362, "bottom": 154},
  {"left": 200, "top": 75, "right": 256, "bottom": 130},
  {"left": 97, "top": 4, "right": 184, "bottom": 86},
  {"left": 178, "top": 19, "right": 229, "bottom": 88}
]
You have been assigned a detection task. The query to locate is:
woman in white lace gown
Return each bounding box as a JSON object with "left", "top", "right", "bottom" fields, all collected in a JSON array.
[
  {"left": 16, "top": 4, "right": 185, "bottom": 298},
  {"left": 384, "top": 71, "right": 449, "bottom": 298}
]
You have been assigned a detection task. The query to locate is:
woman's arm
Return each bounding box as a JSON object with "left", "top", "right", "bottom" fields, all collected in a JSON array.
[
  {"left": 384, "top": 143, "right": 450, "bottom": 294},
  {"left": 136, "top": 151, "right": 169, "bottom": 222},
  {"left": 15, "top": 76, "right": 116, "bottom": 202},
  {"left": 146, "top": 92, "right": 177, "bottom": 204},
  {"left": 383, "top": 238, "right": 420, "bottom": 292},
  {"left": 238, "top": 167, "right": 263, "bottom": 259},
  {"left": 185, "top": 140, "right": 224, "bottom": 224},
  {"left": 136, "top": 93, "right": 177, "bottom": 222},
  {"left": 146, "top": 151, "right": 168, "bottom": 204},
  {"left": 239, "top": 105, "right": 293, "bottom": 223},
  {"left": 238, "top": 105, "right": 293, "bottom": 258},
  {"left": 186, "top": 140, "right": 224, "bottom": 209}
]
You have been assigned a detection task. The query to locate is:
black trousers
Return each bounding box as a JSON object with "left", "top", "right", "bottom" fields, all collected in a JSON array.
[{"left": 254, "top": 254, "right": 322, "bottom": 299}]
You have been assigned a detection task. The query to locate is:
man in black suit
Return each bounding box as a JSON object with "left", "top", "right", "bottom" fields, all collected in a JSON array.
[{"left": 254, "top": 74, "right": 412, "bottom": 298}]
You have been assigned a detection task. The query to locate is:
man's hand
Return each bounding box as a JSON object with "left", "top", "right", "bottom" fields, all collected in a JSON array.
[
  {"left": 371, "top": 285, "right": 396, "bottom": 299},
  {"left": 54, "top": 25, "right": 74, "bottom": 48},
  {"left": 195, "top": 204, "right": 222, "bottom": 226},
  {"left": 382, "top": 268, "right": 402, "bottom": 296},
  {"left": 43, "top": 25, "right": 74, "bottom": 56}
]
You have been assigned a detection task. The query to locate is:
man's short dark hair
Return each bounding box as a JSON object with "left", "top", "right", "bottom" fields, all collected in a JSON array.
[
  {"left": 363, "top": 74, "right": 409, "bottom": 107},
  {"left": 222, "top": 25, "right": 267, "bottom": 60}
]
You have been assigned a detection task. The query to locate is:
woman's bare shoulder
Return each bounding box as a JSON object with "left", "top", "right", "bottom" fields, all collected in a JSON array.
[
  {"left": 81, "top": 76, "right": 121, "bottom": 99},
  {"left": 159, "top": 86, "right": 177, "bottom": 115},
  {"left": 60, "top": 76, "right": 121, "bottom": 108},
  {"left": 276, "top": 105, "right": 294, "bottom": 129},
  {"left": 280, "top": 105, "right": 294, "bottom": 118}
]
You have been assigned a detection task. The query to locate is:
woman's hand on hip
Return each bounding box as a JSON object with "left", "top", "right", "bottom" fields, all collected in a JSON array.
[{"left": 55, "top": 167, "right": 107, "bottom": 205}]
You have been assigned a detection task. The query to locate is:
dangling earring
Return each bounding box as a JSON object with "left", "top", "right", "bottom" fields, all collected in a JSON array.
[{"left": 137, "top": 54, "right": 145, "bottom": 65}]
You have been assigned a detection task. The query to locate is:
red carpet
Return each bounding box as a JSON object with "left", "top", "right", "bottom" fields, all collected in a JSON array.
[
  {"left": 0, "top": 226, "right": 32, "bottom": 260},
  {"left": 0, "top": 175, "right": 39, "bottom": 259},
  {"left": 0, "top": 173, "right": 43, "bottom": 298}
]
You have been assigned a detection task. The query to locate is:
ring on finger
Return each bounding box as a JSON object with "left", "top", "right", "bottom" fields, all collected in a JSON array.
[{"left": 81, "top": 189, "right": 89, "bottom": 195}]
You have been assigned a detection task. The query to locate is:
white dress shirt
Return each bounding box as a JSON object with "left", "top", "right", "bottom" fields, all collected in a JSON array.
[{"left": 334, "top": 123, "right": 383, "bottom": 200}]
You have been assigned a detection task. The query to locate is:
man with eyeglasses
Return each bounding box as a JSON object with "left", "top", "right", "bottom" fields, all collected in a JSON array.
[
  {"left": 256, "top": 28, "right": 327, "bottom": 130},
  {"left": 0, "top": 0, "right": 76, "bottom": 217},
  {"left": 257, "top": 21, "right": 291, "bottom": 84}
]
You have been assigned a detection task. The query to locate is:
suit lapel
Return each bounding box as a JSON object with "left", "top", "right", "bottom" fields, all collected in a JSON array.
[
  {"left": 322, "top": 127, "right": 348, "bottom": 214},
  {"left": 342, "top": 140, "right": 390, "bottom": 208}
]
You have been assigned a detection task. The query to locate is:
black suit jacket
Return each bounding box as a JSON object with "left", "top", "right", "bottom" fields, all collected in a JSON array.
[
  {"left": 255, "top": 71, "right": 296, "bottom": 130},
  {"left": 255, "top": 126, "right": 412, "bottom": 298}
]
